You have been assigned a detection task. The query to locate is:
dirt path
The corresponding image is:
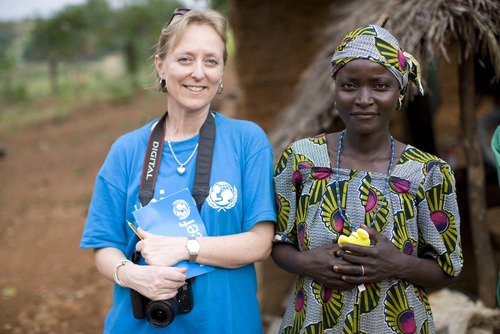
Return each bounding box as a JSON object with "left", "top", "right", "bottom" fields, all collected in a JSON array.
[{"left": 0, "top": 92, "right": 167, "bottom": 333}]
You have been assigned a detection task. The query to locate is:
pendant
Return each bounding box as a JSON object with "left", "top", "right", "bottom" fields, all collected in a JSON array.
[{"left": 177, "top": 166, "right": 186, "bottom": 175}]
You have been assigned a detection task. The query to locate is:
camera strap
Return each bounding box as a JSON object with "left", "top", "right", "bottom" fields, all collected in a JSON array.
[{"left": 138, "top": 111, "right": 215, "bottom": 212}]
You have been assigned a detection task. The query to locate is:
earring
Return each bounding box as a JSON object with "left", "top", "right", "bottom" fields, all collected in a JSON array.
[
  {"left": 159, "top": 79, "right": 168, "bottom": 93},
  {"left": 334, "top": 101, "right": 337, "bottom": 110},
  {"left": 217, "top": 83, "right": 224, "bottom": 94},
  {"left": 396, "top": 96, "right": 403, "bottom": 110}
]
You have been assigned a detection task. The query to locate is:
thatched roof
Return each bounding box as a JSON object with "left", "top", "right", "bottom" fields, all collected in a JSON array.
[{"left": 270, "top": 0, "right": 500, "bottom": 153}]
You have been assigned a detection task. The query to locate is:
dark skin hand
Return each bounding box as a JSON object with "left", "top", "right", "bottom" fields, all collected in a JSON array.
[
  {"left": 335, "top": 224, "right": 460, "bottom": 289},
  {"left": 271, "top": 242, "right": 358, "bottom": 291}
]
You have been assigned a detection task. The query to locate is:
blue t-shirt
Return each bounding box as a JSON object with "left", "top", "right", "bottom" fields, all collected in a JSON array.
[{"left": 80, "top": 112, "right": 277, "bottom": 334}]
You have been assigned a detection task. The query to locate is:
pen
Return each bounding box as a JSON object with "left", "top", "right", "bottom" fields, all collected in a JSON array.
[{"left": 127, "top": 221, "right": 143, "bottom": 240}]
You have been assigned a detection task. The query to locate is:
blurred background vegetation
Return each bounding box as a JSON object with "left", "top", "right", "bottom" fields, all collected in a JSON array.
[{"left": 0, "top": 0, "right": 229, "bottom": 131}]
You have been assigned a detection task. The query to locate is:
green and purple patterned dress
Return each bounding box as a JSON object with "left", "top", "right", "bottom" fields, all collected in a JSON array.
[{"left": 273, "top": 134, "right": 463, "bottom": 334}]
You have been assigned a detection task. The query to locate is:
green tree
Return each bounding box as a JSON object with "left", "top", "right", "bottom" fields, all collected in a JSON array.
[
  {"left": 24, "top": 4, "right": 93, "bottom": 94},
  {"left": 82, "top": 0, "right": 115, "bottom": 57},
  {"left": 0, "top": 22, "right": 17, "bottom": 63},
  {"left": 209, "top": 0, "right": 229, "bottom": 17},
  {"left": 114, "top": 0, "right": 181, "bottom": 89},
  {"left": 0, "top": 22, "right": 18, "bottom": 101}
]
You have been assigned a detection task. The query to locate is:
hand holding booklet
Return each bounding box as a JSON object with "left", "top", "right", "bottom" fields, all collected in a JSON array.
[{"left": 132, "top": 188, "right": 215, "bottom": 278}]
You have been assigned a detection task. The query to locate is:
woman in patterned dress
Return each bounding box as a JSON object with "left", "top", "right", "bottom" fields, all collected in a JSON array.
[{"left": 272, "top": 25, "right": 463, "bottom": 334}]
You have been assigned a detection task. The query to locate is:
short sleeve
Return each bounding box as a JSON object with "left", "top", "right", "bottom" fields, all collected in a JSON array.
[
  {"left": 491, "top": 125, "right": 500, "bottom": 185},
  {"left": 273, "top": 145, "right": 298, "bottom": 245},
  {"left": 240, "top": 125, "right": 277, "bottom": 231},
  {"left": 416, "top": 161, "right": 463, "bottom": 276},
  {"left": 80, "top": 141, "right": 130, "bottom": 251}
]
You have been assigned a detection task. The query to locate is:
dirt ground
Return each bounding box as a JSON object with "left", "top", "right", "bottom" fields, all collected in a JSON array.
[{"left": 0, "top": 91, "right": 168, "bottom": 333}]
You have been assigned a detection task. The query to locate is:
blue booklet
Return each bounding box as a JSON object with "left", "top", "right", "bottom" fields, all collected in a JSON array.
[{"left": 132, "top": 188, "right": 215, "bottom": 278}]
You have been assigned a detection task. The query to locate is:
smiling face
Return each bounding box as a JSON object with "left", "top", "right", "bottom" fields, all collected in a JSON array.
[
  {"left": 335, "top": 59, "right": 400, "bottom": 135},
  {"left": 155, "top": 23, "right": 225, "bottom": 114}
]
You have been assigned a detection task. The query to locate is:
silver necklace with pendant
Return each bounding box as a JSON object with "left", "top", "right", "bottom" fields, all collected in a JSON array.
[{"left": 166, "top": 132, "right": 199, "bottom": 175}]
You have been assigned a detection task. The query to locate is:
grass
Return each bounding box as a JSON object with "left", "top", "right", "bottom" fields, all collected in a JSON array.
[
  {"left": 0, "top": 53, "right": 153, "bottom": 133},
  {"left": 0, "top": 28, "right": 237, "bottom": 133}
]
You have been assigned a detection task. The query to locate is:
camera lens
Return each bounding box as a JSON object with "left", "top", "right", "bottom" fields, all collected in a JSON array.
[{"left": 146, "top": 300, "right": 177, "bottom": 328}]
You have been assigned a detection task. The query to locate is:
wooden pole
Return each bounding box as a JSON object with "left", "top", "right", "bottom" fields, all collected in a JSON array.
[{"left": 458, "top": 33, "right": 497, "bottom": 308}]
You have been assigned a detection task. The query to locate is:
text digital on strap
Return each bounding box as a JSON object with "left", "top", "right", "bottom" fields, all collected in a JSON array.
[{"left": 139, "top": 113, "right": 167, "bottom": 207}]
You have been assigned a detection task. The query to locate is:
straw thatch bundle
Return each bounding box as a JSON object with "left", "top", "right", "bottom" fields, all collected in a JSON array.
[{"left": 270, "top": 0, "right": 500, "bottom": 153}]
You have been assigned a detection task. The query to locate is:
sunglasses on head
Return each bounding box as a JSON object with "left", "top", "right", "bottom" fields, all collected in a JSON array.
[{"left": 166, "top": 8, "right": 191, "bottom": 26}]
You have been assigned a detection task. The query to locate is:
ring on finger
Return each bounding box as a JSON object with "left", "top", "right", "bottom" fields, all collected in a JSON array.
[{"left": 360, "top": 264, "right": 365, "bottom": 276}]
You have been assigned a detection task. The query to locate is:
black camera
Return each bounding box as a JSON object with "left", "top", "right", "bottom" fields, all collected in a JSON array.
[{"left": 130, "top": 252, "right": 193, "bottom": 328}]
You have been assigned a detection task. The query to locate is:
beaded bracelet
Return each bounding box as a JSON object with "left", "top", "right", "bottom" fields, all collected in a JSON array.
[{"left": 113, "top": 259, "right": 132, "bottom": 287}]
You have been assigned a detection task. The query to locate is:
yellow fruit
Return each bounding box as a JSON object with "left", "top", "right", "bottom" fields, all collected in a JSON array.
[
  {"left": 337, "top": 228, "right": 370, "bottom": 247},
  {"left": 338, "top": 235, "right": 350, "bottom": 244},
  {"left": 357, "top": 229, "right": 370, "bottom": 243}
]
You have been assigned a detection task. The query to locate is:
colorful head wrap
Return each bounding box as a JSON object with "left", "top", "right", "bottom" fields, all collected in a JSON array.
[{"left": 331, "top": 25, "right": 424, "bottom": 96}]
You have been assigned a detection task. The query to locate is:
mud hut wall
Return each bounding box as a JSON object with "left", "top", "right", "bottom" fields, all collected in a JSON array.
[
  {"left": 228, "top": 0, "right": 339, "bottom": 318},
  {"left": 229, "top": 0, "right": 336, "bottom": 132}
]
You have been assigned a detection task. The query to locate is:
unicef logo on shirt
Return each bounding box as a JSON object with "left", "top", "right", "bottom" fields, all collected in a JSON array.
[
  {"left": 172, "top": 199, "right": 191, "bottom": 220},
  {"left": 207, "top": 181, "right": 238, "bottom": 211}
]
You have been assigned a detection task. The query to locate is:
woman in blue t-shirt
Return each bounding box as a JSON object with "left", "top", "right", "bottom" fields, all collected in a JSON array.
[{"left": 80, "top": 8, "right": 276, "bottom": 334}]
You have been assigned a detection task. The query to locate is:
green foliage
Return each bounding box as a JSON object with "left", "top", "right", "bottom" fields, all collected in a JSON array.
[
  {"left": 113, "top": 0, "right": 182, "bottom": 87},
  {"left": 0, "top": 22, "right": 17, "bottom": 64},
  {"left": 78, "top": 0, "right": 115, "bottom": 57},
  {"left": 227, "top": 29, "right": 235, "bottom": 58},
  {"left": 208, "top": 0, "right": 229, "bottom": 17},
  {"left": 0, "top": 55, "right": 148, "bottom": 131},
  {"left": 0, "top": 0, "right": 236, "bottom": 130},
  {"left": 23, "top": 3, "right": 102, "bottom": 94},
  {"left": 24, "top": 5, "right": 91, "bottom": 62},
  {"left": 2, "top": 286, "right": 17, "bottom": 298},
  {"left": 0, "top": 23, "right": 30, "bottom": 103}
]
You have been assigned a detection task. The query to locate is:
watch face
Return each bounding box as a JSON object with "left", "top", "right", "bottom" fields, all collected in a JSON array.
[{"left": 187, "top": 239, "right": 200, "bottom": 253}]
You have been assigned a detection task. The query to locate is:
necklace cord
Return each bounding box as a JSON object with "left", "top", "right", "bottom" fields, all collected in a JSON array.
[
  {"left": 334, "top": 130, "right": 394, "bottom": 231},
  {"left": 138, "top": 111, "right": 215, "bottom": 208},
  {"left": 166, "top": 131, "right": 199, "bottom": 175}
]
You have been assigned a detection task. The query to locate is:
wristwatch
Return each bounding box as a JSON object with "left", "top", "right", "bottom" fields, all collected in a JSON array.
[{"left": 186, "top": 237, "right": 200, "bottom": 262}]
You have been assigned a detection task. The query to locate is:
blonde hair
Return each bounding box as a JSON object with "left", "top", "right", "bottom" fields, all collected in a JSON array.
[{"left": 154, "top": 9, "right": 228, "bottom": 91}]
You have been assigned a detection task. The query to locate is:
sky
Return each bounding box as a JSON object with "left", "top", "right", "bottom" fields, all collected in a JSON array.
[
  {"left": 0, "top": 0, "right": 208, "bottom": 22},
  {"left": 0, "top": 0, "right": 88, "bottom": 21}
]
